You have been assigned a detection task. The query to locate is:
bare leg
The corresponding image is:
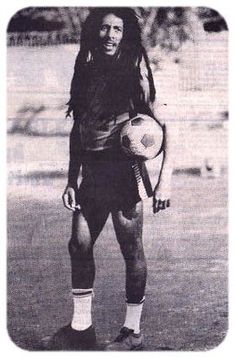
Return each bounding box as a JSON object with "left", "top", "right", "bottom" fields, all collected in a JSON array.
[
  {"left": 68, "top": 204, "right": 110, "bottom": 288},
  {"left": 111, "top": 201, "right": 147, "bottom": 303}
]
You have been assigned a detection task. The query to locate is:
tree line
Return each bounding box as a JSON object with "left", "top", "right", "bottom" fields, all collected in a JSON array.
[{"left": 7, "top": 7, "right": 228, "bottom": 49}]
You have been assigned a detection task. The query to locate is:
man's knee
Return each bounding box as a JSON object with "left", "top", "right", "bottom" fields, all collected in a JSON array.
[
  {"left": 125, "top": 253, "right": 147, "bottom": 273},
  {"left": 68, "top": 236, "right": 93, "bottom": 259}
]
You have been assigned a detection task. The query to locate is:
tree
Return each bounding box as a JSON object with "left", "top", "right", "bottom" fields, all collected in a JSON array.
[{"left": 7, "top": 7, "right": 228, "bottom": 49}]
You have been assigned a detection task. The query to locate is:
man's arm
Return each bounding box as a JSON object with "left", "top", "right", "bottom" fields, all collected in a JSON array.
[
  {"left": 66, "top": 53, "right": 81, "bottom": 119},
  {"left": 134, "top": 51, "right": 155, "bottom": 117},
  {"left": 137, "top": 52, "right": 176, "bottom": 213},
  {"left": 68, "top": 121, "right": 82, "bottom": 188},
  {"left": 151, "top": 116, "right": 175, "bottom": 213},
  {"left": 62, "top": 121, "right": 82, "bottom": 211}
]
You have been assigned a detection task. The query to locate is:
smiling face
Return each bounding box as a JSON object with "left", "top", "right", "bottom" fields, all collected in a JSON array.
[{"left": 99, "top": 13, "right": 124, "bottom": 56}]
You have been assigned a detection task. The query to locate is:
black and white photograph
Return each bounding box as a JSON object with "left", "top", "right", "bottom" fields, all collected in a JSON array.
[{"left": 6, "top": 5, "right": 228, "bottom": 351}]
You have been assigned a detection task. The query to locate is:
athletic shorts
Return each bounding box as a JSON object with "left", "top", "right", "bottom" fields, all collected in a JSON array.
[{"left": 76, "top": 149, "right": 152, "bottom": 210}]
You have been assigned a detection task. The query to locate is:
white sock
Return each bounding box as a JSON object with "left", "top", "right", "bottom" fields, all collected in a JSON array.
[
  {"left": 71, "top": 288, "right": 93, "bottom": 331},
  {"left": 123, "top": 298, "right": 145, "bottom": 334}
]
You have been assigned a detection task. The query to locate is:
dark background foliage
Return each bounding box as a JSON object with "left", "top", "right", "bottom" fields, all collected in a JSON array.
[{"left": 7, "top": 7, "right": 228, "bottom": 49}]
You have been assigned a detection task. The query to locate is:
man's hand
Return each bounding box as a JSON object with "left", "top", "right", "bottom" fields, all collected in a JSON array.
[
  {"left": 153, "top": 180, "right": 171, "bottom": 214},
  {"left": 62, "top": 185, "right": 81, "bottom": 212}
]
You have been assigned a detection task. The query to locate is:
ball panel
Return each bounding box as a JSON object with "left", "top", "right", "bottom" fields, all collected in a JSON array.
[
  {"left": 141, "top": 134, "right": 155, "bottom": 148},
  {"left": 122, "top": 134, "right": 131, "bottom": 148},
  {"left": 131, "top": 117, "right": 144, "bottom": 126}
]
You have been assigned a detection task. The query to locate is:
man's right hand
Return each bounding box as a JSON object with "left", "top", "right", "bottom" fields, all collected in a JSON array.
[{"left": 62, "top": 185, "right": 81, "bottom": 212}]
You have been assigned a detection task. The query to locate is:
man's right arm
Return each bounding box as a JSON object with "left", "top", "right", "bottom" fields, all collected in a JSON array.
[
  {"left": 62, "top": 121, "right": 82, "bottom": 211},
  {"left": 68, "top": 121, "right": 82, "bottom": 188}
]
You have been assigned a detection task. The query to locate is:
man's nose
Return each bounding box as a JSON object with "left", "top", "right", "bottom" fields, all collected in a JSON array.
[{"left": 107, "top": 27, "right": 115, "bottom": 38}]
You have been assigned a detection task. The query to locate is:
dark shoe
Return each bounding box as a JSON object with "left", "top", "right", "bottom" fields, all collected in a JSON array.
[
  {"left": 46, "top": 324, "right": 96, "bottom": 351},
  {"left": 105, "top": 327, "right": 143, "bottom": 351}
]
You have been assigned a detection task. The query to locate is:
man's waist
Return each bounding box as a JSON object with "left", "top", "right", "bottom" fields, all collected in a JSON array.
[
  {"left": 79, "top": 112, "right": 130, "bottom": 152},
  {"left": 82, "top": 147, "right": 130, "bottom": 162}
]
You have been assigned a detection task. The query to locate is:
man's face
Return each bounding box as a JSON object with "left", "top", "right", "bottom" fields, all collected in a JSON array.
[{"left": 99, "top": 13, "right": 124, "bottom": 56}]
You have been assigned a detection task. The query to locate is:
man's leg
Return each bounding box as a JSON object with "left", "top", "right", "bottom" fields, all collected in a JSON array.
[
  {"left": 68, "top": 205, "right": 110, "bottom": 330},
  {"left": 112, "top": 201, "right": 146, "bottom": 306},
  {"left": 48, "top": 204, "right": 110, "bottom": 350},
  {"left": 106, "top": 201, "right": 146, "bottom": 350}
]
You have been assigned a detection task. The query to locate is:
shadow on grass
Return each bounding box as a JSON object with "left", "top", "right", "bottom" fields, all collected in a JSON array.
[
  {"left": 12, "top": 168, "right": 202, "bottom": 183},
  {"left": 12, "top": 170, "right": 67, "bottom": 180},
  {"left": 25, "top": 170, "right": 67, "bottom": 179},
  {"left": 173, "top": 168, "right": 201, "bottom": 176},
  {"left": 8, "top": 124, "right": 69, "bottom": 137},
  {"left": 8, "top": 169, "right": 67, "bottom": 187}
]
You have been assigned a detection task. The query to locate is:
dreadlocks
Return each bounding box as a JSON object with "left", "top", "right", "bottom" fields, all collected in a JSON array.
[{"left": 67, "top": 7, "right": 156, "bottom": 119}]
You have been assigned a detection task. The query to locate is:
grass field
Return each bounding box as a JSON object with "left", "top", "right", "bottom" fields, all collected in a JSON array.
[{"left": 7, "top": 171, "right": 228, "bottom": 351}]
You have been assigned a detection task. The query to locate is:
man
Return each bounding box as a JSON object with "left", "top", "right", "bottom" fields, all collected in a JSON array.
[{"left": 53, "top": 7, "right": 171, "bottom": 351}]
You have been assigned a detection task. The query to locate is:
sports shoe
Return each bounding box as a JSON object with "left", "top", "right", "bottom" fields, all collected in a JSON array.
[
  {"left": 46, "top": 324, "right": 96, "bottom": 351},
  {"left": 105, "top": 327, "right": 144, "bottom": 351}
]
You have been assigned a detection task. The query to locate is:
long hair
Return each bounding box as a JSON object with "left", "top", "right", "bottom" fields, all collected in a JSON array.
[
  {"left": 77, "top": 8, "right": 142, "bottom": 65},
  {"left": 69, "top": 7, "right": 156, "bottom": 115}
]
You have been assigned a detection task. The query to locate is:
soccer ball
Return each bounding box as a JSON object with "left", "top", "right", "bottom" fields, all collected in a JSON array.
[{"left": 120, "top": 114, "right": 164, "bottom": 160}]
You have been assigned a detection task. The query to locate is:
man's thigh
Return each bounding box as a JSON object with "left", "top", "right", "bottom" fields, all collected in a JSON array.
[
  {"left": 71, "top": 202, "right": 110, "bottom": 245},
  {"left": 111, "top": 201, "right": 143, "bottom": 245}
]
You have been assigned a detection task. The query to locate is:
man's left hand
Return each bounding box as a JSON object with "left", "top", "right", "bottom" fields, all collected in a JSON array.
[{"left": 153, "top": 181, "right": 171, "bottom": 214}]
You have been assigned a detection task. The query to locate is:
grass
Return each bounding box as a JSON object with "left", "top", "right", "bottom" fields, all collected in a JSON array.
[{"left": 7, "top": 173, "right": 228, "bottom": 351}]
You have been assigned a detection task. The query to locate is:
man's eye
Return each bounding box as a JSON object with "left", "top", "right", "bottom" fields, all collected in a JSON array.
[{"left": 101, "top": 25, "right": 108, "bottom": 31}]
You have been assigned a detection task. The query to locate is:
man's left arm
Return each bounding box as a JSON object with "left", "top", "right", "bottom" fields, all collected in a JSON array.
[
  {"left": 151, "top": 116, "right": 175, "bottom": 214},
  {"left": 137, "top": 53, "right": 177, "bottom": 214}
]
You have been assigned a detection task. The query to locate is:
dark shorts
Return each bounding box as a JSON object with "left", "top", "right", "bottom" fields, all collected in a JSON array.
[{"left": 76, "top": 149, "right": 149, "bottom": 210}]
